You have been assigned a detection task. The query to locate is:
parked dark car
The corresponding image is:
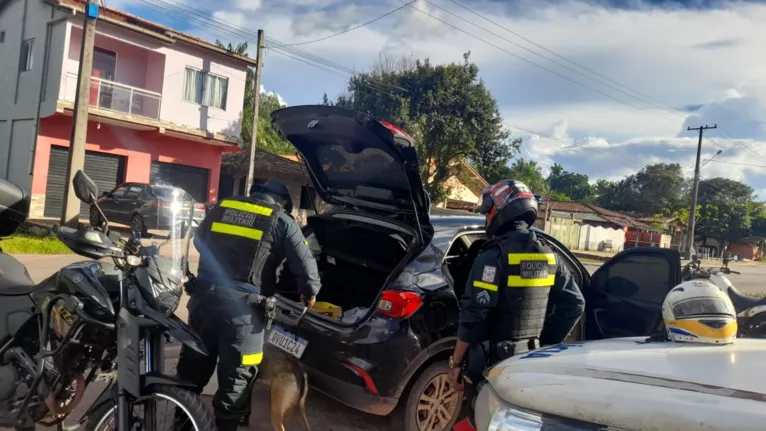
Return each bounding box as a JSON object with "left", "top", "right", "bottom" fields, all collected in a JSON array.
[
  {"left": 265, "top": 105, "right": 682, "bottom": 431},
  {"left": 89, "top": 182, "right": 206, "bottom": 236}
]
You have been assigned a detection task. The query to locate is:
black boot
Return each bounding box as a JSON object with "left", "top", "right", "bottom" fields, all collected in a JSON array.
[{"left": 215, "top": 417, "right": 242, "bottom": 431}]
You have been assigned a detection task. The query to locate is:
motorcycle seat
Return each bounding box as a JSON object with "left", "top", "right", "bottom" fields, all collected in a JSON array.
[
  {"left": 0, "top": 253, "right": 36, "bottom": 295},
  {"left": 727, "top": 285, "right": 766, "bottom": 312}
]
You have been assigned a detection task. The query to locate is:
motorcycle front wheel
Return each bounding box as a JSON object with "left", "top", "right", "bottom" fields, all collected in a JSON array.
[{"left": 82, "top": 384, "right": 214, "bottom": 431}]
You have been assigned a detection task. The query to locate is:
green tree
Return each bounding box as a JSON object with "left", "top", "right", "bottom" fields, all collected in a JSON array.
[
  {"left": 508, "top": 159, "right": 550, "bottom": 196},
  {"left": 547, "top": 163, "right": 593, "bottom": 202},
  {"left": 326, "top": 52, "right": 519, "bottom": 202},
  {"left": 216, "top": 40, "right": 293, "bottom": 154},
  {"left": 592, "top": 163, "right": 687, "bottom": 214},
  {"left": 695, "top": 178, "right": 756, "bottom": 245}
]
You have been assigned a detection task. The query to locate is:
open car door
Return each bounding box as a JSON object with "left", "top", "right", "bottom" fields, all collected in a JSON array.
[{"left": 583, "top": 248, "right": 681, "bottom": 340}]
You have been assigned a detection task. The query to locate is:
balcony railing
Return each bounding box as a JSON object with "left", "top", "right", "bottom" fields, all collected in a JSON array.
[{"left": 62, "top": 72, "right": 162, "bottom": 121}]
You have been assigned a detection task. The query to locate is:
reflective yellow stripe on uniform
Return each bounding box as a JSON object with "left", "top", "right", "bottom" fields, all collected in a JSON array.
[
  {"left": 473, "top": 280, "right": 498, "bottom": 291},
  {"left": 241, "top": 352, "right": 263, "bottom": 366},
  {"left": 507, "top": 275, "right": 556, "bottom": 287},
  {"left": 507, "top": 253, "right": 556, "bottom": 265},
  {"left": 211, "top": 222, "right": 263, "bottom": 240},
  {"left": 219, "top": 200, "right": 274, "bottom": 216}
]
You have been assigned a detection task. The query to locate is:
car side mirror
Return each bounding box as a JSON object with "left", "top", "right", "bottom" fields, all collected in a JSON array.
[
  {"left": 299, "top": 185, "right": 315, "bottom": 211},
  {"left": 73, "top": 170, "right": 98, "bottom": 204}
]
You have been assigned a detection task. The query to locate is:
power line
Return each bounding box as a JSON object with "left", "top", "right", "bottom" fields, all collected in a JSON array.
[
  {"left": 127, "top": 0, "right": 755, "bottom": 198},
  {"left": 405, "top": 1, "right": 766, "bottom": 163},
  {"left": 395, "top": 0, "right": 686, "bottom": 126},
  {"left": 424, "top": 0, "right": 690, "bottom": 123},
  {"left": 275, "top": 1, "right": 415, "bottom": 47},
  {"left": 705, "top": 160, "right": 766, "bottom": 169},
  {"left": 135, "top": 0, "right": 408, "bottom": 95},
  {"left": 442, "top": 0, "right": 691, "bottom": 120}
]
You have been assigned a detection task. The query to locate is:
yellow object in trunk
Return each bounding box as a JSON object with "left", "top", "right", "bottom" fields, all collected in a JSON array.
[{"left": 313, "top": 302, "right": 342, "bottom": 320}]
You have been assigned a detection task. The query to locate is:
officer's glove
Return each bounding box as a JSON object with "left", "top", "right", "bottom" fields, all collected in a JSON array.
[
  {"left": 301, "top": 295, "right": 316, "bottom": 310},
  {"left": 183, "top": 272, "right": 197, "bottom": 295}
]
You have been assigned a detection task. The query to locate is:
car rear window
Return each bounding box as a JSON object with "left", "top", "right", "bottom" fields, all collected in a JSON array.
[
  {"left": 315, "top": 143, "right": 410, "bottom": 192},
  {"left": 152, "top": 186, "right": 191, "bottom": 201}
]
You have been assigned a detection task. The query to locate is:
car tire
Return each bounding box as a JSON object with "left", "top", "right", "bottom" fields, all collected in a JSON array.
[
  {"left": 397, "top": 361, "right": 463, "bottom": 431},
  {"left": 131, "top": 214, "right": 148, "bottom": 238},
  {"left": 89, "top": 206, "right": 102, "bottom": 227}
]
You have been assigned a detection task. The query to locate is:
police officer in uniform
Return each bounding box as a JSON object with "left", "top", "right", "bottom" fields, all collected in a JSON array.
[
  {"left": 176, "top": 179, "right": 321, "bottom": 431},
  {"left": 447, "top": 179, "right": 585, "bottom": 422}
]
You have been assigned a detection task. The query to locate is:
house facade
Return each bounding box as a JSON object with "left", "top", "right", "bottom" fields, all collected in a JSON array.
[
  {"left": 536, "top": 199, "right": 668, "bottom": 252},
  {"left": 0, "top": 0, "right": 251, "bottom": 219},
  {"left": 728, "top": 237, "right": 765, "bottom": 261}
]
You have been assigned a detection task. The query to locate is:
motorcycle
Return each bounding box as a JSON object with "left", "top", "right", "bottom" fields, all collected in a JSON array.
[
  {"left": 0, "top": 170, "right": 212, "bottom": 430},
  {"left": 682, "top": 255, "right": 766, "bottom": 338}
]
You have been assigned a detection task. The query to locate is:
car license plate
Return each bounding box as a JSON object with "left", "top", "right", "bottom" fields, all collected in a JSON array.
[{"left": 268, "top": 326, "right": 308, "bottom": 359}]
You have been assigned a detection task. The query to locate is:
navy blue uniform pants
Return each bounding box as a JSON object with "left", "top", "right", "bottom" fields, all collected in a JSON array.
[{"left": 176, "top": 283, "right": 264, "bottom": 431}]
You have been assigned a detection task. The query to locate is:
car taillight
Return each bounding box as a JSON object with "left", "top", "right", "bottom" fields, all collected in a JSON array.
[
  {"left": 194, "top": 203, "right": 205, "bottom": 211},
  {"left": 376, "top": 290, "right": 422, "bottom": 319}
]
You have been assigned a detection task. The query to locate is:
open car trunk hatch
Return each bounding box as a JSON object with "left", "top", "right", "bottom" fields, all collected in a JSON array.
[
  {"left": 275, "top": 212, "right": 415, "bottom": 325},
  {"left": 271, "top": 105, "right": 432, "bottom": 240}
]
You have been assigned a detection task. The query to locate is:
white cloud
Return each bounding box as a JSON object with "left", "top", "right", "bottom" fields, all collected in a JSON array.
[
  {"left": 260, "top": 84, "right": 288, "bottom": 107},
  {"left": 117, "top": 0, "right": 766, "bottom": 193}
]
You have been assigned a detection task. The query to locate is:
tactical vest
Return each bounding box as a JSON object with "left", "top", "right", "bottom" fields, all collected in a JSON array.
[
  {"left": 197, "top": 196, "right": 282, "bottom": 287},
  {"left": 485, "top": 230, "right": 556, "bottom": 342}
]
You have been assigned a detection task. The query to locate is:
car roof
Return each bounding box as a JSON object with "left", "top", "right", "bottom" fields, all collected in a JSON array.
[{"left": 428, "top": 211, "right": 550, "bottom": 250}]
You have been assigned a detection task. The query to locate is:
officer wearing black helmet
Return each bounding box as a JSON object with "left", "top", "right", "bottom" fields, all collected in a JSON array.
[
  {"left": 176, "top": 179, "right": 321, "bottom": 431},
  {"left": 447, "top": 179, "right": 585, "bottom": 423}
]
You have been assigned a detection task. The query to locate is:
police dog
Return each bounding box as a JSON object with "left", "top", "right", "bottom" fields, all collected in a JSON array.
[{"left": 253, "top": 342, "right": 311, "bottom": 431}]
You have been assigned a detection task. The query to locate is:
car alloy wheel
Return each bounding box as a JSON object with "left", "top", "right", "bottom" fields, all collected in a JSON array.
[{"left": 416, "top": 373, "right": 461, "bottom": 431}]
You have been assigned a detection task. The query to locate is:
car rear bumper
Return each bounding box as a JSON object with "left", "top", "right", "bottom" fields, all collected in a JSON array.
[{"left": 305, "top": 365, "right": 399, "bottom": 416}]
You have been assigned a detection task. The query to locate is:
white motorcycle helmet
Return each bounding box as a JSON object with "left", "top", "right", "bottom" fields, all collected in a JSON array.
[{"left": 662, "top": 280, "right": 738, "bottom": 345}]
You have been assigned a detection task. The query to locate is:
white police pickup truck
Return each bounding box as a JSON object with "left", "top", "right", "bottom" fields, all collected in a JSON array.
[{"left": 471, "top": 338, "right": 766, "bottom": 431}]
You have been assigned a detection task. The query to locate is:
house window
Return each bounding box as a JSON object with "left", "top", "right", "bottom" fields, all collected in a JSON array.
[
  {"left": 182, "top": 67, "right": 229, "bottom": 110},
  {"left": 0, "top": 32, "right": 5, "bottom": 43},
  {"left": 19, "top": 39, "right": 34, "bottom": 72}
]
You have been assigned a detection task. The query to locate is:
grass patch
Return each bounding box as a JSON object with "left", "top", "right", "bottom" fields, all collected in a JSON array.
[{"left": 0, "top": 233, "right": 72, "bottom": 254}]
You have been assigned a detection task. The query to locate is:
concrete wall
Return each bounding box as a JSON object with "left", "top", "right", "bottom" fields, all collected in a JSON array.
[
  {"left": 624, "top": 230, "right": 671, "bottom": 249},
  {"left": 443, "top": 175, "right": 479, "bottom": 203},
  {"left": 30, "top": 114, "right": 228, "bottom": 217},
  {"left": 578, "top": 224, "right": 626, "bottom": 252},
  {"left": 0, "top": 0, "right": 68, "bottom": 193},
  {"left": 728, "top": 243, "right": 760, "bottom": 261},
  {"left": 158, "top": 42, "right": 246, "bottom": 137}
]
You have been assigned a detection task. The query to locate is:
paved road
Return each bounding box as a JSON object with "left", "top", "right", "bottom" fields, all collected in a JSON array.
[
  {"left": 582, "top": 260, "right": 766, "bottom": 296},
  {"left": 13, "top": 255, "right": 766, "bottom": 430}
]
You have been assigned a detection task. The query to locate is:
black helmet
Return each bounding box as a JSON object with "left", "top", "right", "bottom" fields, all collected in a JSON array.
[
  {"left": 250, "top": 179, "right": 293, "bottom": 213},
  {"left": 477, "top": 179, "right": 538, "bottom": 237}
]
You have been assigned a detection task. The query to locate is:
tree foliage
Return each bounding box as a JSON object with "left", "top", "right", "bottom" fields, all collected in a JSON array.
[
  {"left": 217, "top": 40, "right": 293, "bottom": 155},
  {"left": 324, "top": 52, "right": 519, "bottom": 202},
  {"left": 548, "top": 163, "right": 593, "bottom": 202},
  {"left": 506, "top": 159, "right": 549, "bottom": 196},
  {"left": 593, "top": 163, "right": 688, "bottom": 215},
  {"left": 695, "top": 178, "right": 756, "bottom": 244}
]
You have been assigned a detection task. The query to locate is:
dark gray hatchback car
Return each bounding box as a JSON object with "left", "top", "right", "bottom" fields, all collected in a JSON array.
[{"left": 264, "top": 105, "right": 683, "bottom": 431}]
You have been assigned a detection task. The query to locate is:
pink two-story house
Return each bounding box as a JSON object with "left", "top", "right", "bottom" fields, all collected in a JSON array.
[{"left": 0, "top": 0, "right": 251, "bottom": 219}]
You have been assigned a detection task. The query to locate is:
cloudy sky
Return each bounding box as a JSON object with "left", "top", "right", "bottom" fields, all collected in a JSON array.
[{"left": 115, "top": 0, "right": 766, "bottom": 196}]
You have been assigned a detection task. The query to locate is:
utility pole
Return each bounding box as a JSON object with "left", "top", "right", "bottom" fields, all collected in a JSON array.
[
  {"left": 244, "top": 29, "right": 265, "bottom": 196},
  {"left": 61, "top": 0, "right": 99, "bottom": 227},
  {"left": 686, "top": 124, "right": 717, "bottom": 258}
]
